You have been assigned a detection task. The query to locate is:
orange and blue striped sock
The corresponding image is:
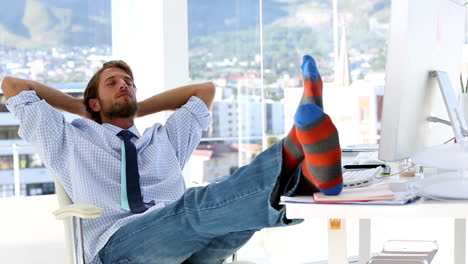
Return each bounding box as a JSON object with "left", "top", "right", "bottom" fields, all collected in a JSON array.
[
  {"left": 295, "top": 103, "right": 343, "bottom": 195},
  {"left": 300, "top": 55, "right": 323, "bottom": 108},
  {"left": 282, "top": 125, "right": 303, "bottom": 171},
  {"left": 281, "top": 55, "right": 323, "bottom": 171}
]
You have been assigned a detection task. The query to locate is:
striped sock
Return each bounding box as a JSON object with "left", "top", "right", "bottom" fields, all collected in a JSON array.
[
  {"left": 282, "top": 126, "right": 303, "bottom": 170},
  {"left": 281, "top": 55, "right": 323, "bottom": 170},
  {"left": 300, "top": 55, "right": 323, "bottom": 108},
  {"left": 295, "top": 103, "right": 343, "bottom": 195}
]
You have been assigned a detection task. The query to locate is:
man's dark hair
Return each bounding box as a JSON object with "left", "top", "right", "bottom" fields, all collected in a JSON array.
[{"left": 83, "top": 60, "right": 136, "bottom": 124}]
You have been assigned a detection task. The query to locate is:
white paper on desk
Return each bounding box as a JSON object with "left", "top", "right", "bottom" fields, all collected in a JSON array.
[
  {"left": 280, "top": 193, "right": 418, "bottom": 205},
  {"left": 313, "top": 184, "right": 394, "bottom": 203},
  {"left": 280, "top": 185, "right": 419, "bottom": 205}
]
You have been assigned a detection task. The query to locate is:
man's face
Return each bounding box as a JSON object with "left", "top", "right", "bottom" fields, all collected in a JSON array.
[{"left": 95, "top": 67, "right": 138, "bottom": 120}]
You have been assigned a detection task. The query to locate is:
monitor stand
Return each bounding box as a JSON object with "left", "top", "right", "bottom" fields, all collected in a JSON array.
[
  {"left": 411, "top": 71, "right": 468, "bottom": 199},
  {"left": 431, "top": 71, "right": 468, "bottom": 142}
]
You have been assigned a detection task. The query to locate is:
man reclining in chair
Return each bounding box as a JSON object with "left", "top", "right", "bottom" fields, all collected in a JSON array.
[{"left": 2, "top": 55, "right": 343, "bottom": 264}]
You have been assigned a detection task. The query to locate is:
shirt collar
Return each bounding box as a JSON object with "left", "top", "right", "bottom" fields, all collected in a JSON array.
[{"left": 102, "top": 123, "right": 141, "bottom": 138}]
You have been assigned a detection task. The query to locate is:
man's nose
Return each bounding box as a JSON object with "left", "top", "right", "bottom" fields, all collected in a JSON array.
[{"left": 119, "top": 79, "right": 128, "bottom": 90}]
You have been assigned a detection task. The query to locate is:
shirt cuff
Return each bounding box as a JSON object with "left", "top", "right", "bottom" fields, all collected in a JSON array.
[
  {"left": 182, "top": 96, "right": 213, "bottom": 131},
  {"left": 5, "top": 90, "right": 41, "bottom": 113}
]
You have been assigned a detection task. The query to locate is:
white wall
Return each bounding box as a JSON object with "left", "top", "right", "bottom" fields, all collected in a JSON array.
[{"left": 112, "top": 0, "right": 189, "bottom": 132}]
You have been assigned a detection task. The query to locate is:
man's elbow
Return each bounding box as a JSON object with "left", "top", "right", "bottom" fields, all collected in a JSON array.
[
  {"left": 2, "top": 76, "right": 31, "bottom": 99},
  {"left": 2, "top": 76, "right": 11, "bottom": 88},
  {"left": 205, "top": 81, "right": 216, "bottom": 99},
  {"left": 2, "top": 76, "right": 16, "bottom": 99},
  {"left": 198, "top": 82, "right": 216, "bottom": 110}
]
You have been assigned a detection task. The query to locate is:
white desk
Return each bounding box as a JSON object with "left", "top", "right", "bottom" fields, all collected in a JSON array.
[{"left": 285, "top": 200, "right": 468, "bottom": 264}]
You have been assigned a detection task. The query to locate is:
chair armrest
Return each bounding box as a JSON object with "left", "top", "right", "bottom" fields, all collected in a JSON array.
[{"left": 53, "top": 204, "right": 103, "bottom": 220}]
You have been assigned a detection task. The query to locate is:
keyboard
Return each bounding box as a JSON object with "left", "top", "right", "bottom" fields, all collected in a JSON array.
[{"left": 343, "top": 166, "right": 384, "bottom": 188}]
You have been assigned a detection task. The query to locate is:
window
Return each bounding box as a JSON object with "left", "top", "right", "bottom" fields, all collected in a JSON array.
[
  {"left": 0, "top": 155, "right": 13, "bottom": 170},
  {"left": 19, "top": 155, "right": 28, "bottom": 169},
  {"left": 0, "top": 2, "right": 112, "bottom": 85},
  {"left": 0, "top": 184, "right": 14, "bottom": 198},
  {"left": 18, "top": 154, "right": 44, "bottom": 169},
  {"left": 27, "top": 183, "right": 55, "bottom": 196},
  {"left": 0, "top": 94, "right": 7, "bottom": 112},
  {"left": 0, "top": 0, "right": 111, "bottom": 196},
  {"left": 188, "top": 1, "right": 391, "bottom": 185},
  {"left": 28, "top": 153, "right": 44, "bottom": 168},
  {"left": 189, "top": 0, "right": 262, "bottom": 183},
  {"left": 263, "top": 1, "right": 390, "bottom": 146},
  {"left": 0, "top": 126, "right": 20, "bottom": 140}
]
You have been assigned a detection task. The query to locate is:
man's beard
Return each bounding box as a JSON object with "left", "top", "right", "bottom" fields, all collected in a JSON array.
[{"left": 99, "top": 98, "right": 138, "bottom": 120}]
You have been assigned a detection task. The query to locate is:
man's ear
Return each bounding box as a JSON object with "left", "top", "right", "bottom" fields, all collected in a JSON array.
[{"left": 88, "top": 98, "right": 101, "bottom": 112}]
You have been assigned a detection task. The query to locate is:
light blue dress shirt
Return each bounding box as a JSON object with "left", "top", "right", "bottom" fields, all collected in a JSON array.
[{"left": 6, "top": 90, "right": 212, "bottom": 264}]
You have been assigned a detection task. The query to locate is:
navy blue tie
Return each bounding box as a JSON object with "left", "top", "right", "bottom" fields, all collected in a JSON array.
[{"left": 117, "top": 130, "right": 148, "bottom": 213}]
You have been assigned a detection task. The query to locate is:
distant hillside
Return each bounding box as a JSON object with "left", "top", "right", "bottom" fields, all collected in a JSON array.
[
  {"left": 0, "top": 0, "right": 390, "bottom": 57},
  {"left": 187, "top": 0, "right": 390, "bottom": 78},
  {"left": 0, "top": 0, "right": 111, "bottom": 48},
  {"left": 188, "top": 0, "right": 307, "bottom": 37},
  {"left": 0, "top": 0, "right": 307, "bottom": 48}
]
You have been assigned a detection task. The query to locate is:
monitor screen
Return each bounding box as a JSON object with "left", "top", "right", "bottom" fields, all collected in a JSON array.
[{"left": 378, "top": 0, "right": 466, "bottom": 162}]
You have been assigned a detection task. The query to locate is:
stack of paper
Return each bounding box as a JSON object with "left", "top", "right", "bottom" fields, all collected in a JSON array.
[
  {"left": 313, "top": 184, "right": 394, "bottom": 203},
  {"left": 280, "top": 183, "right": 419, "bottom": 205}
]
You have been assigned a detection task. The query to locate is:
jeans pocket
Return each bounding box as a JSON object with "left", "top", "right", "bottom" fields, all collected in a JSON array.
[{"left": 112, "top": 259, "right": 133, "bottom": 264}]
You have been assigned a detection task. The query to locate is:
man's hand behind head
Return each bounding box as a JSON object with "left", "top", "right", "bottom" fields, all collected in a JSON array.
[{"left": 1, "top": 76, "right": 88, "bottom": 117}]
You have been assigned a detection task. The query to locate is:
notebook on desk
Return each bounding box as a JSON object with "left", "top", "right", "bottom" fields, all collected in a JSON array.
[
  {"left": 280, "top": 183, "right": 420, "bottom": 205},
  {"left": 313, "top": 184, "right": 394, "bottom": 203}
]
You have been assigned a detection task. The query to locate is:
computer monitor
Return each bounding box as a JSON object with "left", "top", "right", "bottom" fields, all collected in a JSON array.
[{"left": 378, "top": 0, "right": 466, "bottom": 162}]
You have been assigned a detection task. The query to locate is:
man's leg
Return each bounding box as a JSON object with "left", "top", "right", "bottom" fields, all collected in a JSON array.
[
  {"left": 182, "top": 230, "right": 257, "bottom": 264},
  {"left": 99, "top": 142, "right": 302, "bottom": 264},
  {"left": 182, "top": 165, "right": 303, "bottom": 264}
]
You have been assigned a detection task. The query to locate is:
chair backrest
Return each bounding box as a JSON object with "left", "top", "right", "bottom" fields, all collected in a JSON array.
[{"left": 53, "top": 174, "right": 76, "bottom": 264}]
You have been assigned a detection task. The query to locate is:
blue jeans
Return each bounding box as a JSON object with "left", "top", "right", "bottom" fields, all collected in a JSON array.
[{"left": 99, "top": 141, "right": 303, "bottom": 264}]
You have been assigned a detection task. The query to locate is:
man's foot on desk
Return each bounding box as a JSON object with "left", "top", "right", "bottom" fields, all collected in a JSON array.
[
  {"left": 300, "top": 54, "right": 323, "bottom": 108},
  {"left": 282, "top": 55, "right": 342, "bottom": 196},
  {"left": 282, "top": 55, "right": 324, "bottom": 171},
  {"left": 295, "top": 103, "right": 343, "bottom": 195}
]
